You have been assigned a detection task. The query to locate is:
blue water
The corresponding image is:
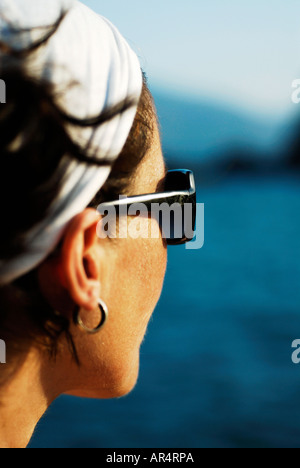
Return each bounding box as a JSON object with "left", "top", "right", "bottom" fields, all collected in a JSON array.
[{"left": 29, "top": 173, "right": 300, "bottom": 448}]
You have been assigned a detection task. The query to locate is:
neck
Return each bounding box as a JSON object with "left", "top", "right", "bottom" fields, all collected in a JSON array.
[{"left": 0, "top": 349, "right": 60, "bottom": 448}]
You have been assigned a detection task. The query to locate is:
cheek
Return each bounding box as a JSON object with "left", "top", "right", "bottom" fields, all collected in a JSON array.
[
  {"left": 70, "top": 224, "right": 167, "bottom": 399},
  {"left": 105, "top": 228, "right": 167, "bottom": 391},
  {"left": 137, "top": 239, "right": 167, "bottom": 308},
  {"left": 124, "top": 220, "right": 167, "bottom": 314}
]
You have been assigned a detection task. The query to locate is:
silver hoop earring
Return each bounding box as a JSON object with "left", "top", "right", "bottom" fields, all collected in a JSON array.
[{"left": 74, "top": 299, "right": 108, "bottom": 335}]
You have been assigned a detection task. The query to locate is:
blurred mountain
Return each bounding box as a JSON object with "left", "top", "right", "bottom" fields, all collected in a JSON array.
[{"left": 152, "top": 88, "right": 287, "bottom": 167}]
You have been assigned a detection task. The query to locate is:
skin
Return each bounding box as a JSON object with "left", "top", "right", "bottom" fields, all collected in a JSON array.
[{"left": 0, "top": 117, "right": 167, "bottom": 448}]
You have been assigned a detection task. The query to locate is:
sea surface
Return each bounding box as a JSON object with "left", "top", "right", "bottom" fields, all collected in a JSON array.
[{"left": 29, "top": 172, "right": 300, "bottom": 448}]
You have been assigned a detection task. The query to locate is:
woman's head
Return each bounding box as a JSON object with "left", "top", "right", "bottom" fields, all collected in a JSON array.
[
  {"left": 37, "top": 90, "right": 167, "bottom": 399},
  {"left": 0, "top": 1, "right": 167, "bottom": 397}
]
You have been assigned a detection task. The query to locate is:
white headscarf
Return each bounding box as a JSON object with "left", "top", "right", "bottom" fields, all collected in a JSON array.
[{"left": 0, "top": 0, "right": 143, "bottom": 284}]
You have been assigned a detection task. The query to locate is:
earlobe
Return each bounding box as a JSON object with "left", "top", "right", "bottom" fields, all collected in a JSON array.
[{"left": 59, "top": 209, "right": 102, "bottom": 311}]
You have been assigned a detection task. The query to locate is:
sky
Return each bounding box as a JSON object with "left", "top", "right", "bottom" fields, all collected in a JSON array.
[{"left": 82, "top": 0, "right": 300, "bottom": 119}]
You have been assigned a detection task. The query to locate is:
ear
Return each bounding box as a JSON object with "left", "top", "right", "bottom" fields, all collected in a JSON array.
[{"left": 40, "top": 209, "right": 102, "bottom": 312}]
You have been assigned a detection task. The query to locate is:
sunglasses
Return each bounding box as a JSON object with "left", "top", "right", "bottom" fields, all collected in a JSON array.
[{"left": 98, "top": 169, "right": 196, "bottom": 245}]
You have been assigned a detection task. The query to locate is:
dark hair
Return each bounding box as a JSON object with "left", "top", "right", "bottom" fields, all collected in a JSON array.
[{"left": 0, "top": 12, "right": 156, "bottom": 363}]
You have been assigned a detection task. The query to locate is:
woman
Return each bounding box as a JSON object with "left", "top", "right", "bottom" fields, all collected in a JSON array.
[{"left": 0, "top": 0, "right": 195, "bottom": 448}]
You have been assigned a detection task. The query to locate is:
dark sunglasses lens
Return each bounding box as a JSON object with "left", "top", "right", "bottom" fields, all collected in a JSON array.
[
  {"left": 165, "top": 195, "right": 196, "bottom": 245},
  {"left": 165, "top": 170, "right": 193, "bottom": 192},
  {"left": 162, "top": 170, "right": 196, "bottom": 245}
]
